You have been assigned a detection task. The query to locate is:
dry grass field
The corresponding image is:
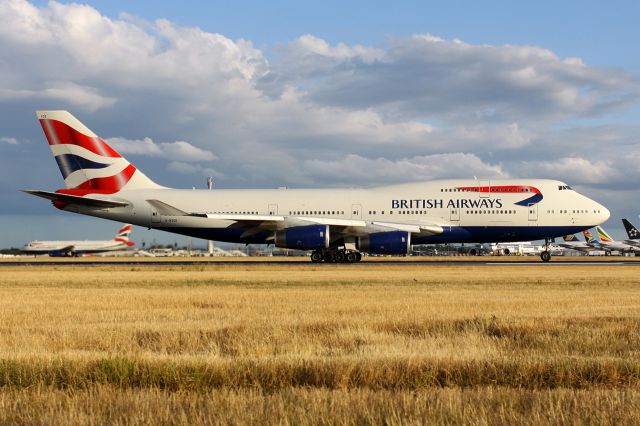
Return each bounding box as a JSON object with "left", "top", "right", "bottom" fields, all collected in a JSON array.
[{"left": 0, "top": 263, "right": 639, "bottom": 424}]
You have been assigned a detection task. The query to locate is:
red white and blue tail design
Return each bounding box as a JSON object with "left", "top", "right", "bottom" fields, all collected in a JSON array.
[
  {"left": 113, "top": 224, "right": 135, "bottom": 247},
  {"left": 37, "top": 111, "right": 161, "bottom": 196}
]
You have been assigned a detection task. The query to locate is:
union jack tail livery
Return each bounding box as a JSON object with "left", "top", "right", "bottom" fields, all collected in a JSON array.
[
  {"left": 37, "top": 111, "right": 160, "bottom": 196},
  {"left": 114, "top": 224, "right": 135, "bottom": 247}
]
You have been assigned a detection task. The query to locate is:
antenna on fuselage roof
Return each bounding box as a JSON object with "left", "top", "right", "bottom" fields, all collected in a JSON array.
[{"left": 206, "top": 176, "right": 214, "bottom": 256}]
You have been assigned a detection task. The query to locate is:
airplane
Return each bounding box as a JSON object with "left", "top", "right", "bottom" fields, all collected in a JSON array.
[
  {"left": 23, "top": 111, "right": 610, "bottom": 263},
  {"left": 621, "top": 219, "right": 640, "bottom": 248},
  {"left": 593, "top": 225, "right": 640, "bottom": 254},
  {"left": 22, "top": 224, "right": 134, "bottom": 256},
  {"left": 557, "top": 232, "right": 597, "bottom": 253}
]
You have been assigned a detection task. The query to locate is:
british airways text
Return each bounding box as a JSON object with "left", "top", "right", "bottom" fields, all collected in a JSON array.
[{"left": 391, "top": 198, "right": 503, "bottom": 209}]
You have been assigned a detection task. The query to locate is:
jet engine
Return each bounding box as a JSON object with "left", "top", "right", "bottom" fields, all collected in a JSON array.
[
  {"left": 358, "top": 231, "right": 411, "bottom": 255},
  {"left": 274, "top": 225, "right": 329, "bottom": 250}
]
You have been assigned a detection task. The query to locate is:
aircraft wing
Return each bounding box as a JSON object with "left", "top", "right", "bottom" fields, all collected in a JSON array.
[
  {"left": 557, "top": 243, "right": 592, "bottom": 253},
  {"left": 622, "top": 239, "right": 640, "bottom": 248},
  {"left": 198, "top": 213, "right": 443, "bottom": 236},
  {"left": 56, "top": 245, "right": 76, "bottom": 255},
  {"left": 23, "top": 190, "right": 129, "bottom": 209},
  {"left": 146, "top": 200, "right": 444, "bottom": 238}
]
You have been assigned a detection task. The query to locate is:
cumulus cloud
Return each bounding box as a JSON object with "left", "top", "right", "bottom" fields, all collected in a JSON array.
[
  {"left": 0, "top": 137, "right": 18, "bottom": 145},
  {"left": 167, "top": 161, "right": 222, "bottom": 178},
  {"left": 301, "top": 153, "right": 507, "bottom": 185},
  {"left": 107, "top": 137, "right": 216, "bottom": 162},
  {"left": 271, "top": 34, "right": 640, "bottom": 124}
]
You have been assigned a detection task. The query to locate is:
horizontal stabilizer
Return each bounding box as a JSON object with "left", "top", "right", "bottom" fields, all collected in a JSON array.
[{"left": 22, "top": 189, "right": 129, "bottom": 208}]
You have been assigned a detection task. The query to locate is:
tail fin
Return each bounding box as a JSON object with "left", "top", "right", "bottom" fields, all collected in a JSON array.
[
  {"left": 583, "top": 229, "right": 595, "bottom": 244},
  {"left": 114, "top": 224, "right": 135, "bottom": 247},
  {"left": 37, "top": 111, "right": 161, "bottom": 195},
  {"left": 595, "top": 225, "right": 614, "bottom": 244},
  {"left": 563, "top": 234, "right": 580, "bottom": 242},
  {"left": 622, "top": 219, "right": 640, "bottom": 239}
]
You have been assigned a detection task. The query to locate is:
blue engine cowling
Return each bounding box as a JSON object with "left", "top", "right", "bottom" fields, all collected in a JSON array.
[
  {"left": 358, "top": 231, "right": 411, "bottom": 255},
  {"left": 274, "top": 225, "right": 329, "bottom": 250}
]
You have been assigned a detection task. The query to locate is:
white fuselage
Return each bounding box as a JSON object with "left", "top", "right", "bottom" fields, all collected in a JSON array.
[
  {"left": 22, "top": 239, "right": 128, "bottom": 255},
  {"left": 60, "top": 178, "right": 610, "bottom": 245}
]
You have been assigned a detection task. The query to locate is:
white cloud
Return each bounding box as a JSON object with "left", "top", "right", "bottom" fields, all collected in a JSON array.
[
  {"left": 107, "top": 137, "right": 216, "bottom": 162},
  {"left": 272, "top": 34, "right": 640, "bottom": 123},
  {"left": 0, "top": 137, "right": 18, "bottom": 145},
  {"left": 513, "top": 157, "right": 615, "bottom": 185},
  {"left": 167, "top": 161, "right": 222, "bottom": 178},
  {"left": 301, "top": 153, "right": 507, "bottom": 185},
  {"left": 159, "top": 141, "right": 216, "bottom": 162},
  {"left": 0, "top": 83, "right": 115, "bottom": 112}
]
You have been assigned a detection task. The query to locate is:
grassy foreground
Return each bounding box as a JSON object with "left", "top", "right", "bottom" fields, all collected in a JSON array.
[{"left": 0, "top": 264, "right": 639, "bottom": 424}]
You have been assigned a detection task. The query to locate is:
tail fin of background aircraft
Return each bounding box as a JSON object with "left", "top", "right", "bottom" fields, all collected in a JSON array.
[
  {"left": 113, "top": 224, "right": 135, "bottom": 247},
  {"left": 36, "top": 111, "right": 162, "bottom": 195},
  {"left": 595, "top": 226, "right": 614, "bottom": 244},
  {"left": 582, "top": 229, "right": 595, "bottom": 244},
  {"left": 622, "top": 219, "right": 640, "bottom": 239},
  {"left": 563, "top": 234, "right": 580, "bottom": 242}
]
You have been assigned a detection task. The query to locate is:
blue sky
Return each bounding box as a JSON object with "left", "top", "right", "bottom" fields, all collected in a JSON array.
[{"left": 2, "top": 0, "right": 640, "bottom": 247}]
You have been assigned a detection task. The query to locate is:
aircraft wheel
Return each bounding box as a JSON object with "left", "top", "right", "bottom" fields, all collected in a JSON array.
[
  {"left": 323, "top": 251, "right": 334, "bottom": 263},
  {"left": 335, "top": 251, "right": 346, "bottom": 263},
  {"left": 355, "top": 252, "right": 362, "bottom": 262},
  {"left": 540, "top": 251, "right": 551, "bottom": 262},
  {"left": 345, "top": 251, "right": 357, "bottom": 263},
  {"left": 310, "top": 251, "right": 323, "bottom": 263}
]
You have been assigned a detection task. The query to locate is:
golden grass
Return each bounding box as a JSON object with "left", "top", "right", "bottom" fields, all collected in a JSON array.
[
  {"left": 1, "top": 387, "right": 639, "bottom": 425},
  {"left": 1, "top": 264, "right": 639, "bottom": 423}
]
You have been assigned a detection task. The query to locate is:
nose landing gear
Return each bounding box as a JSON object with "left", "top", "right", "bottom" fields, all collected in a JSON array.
[{"left": 540, "top": 238, "right": 552, "bottom": 262}]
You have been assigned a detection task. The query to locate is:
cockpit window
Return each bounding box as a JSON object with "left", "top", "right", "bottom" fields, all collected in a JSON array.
[{"left": 558, "top": 185, "right": 572, "bottom": 191}]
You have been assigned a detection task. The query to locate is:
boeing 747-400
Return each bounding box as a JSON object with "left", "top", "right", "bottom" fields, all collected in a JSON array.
[{"left": 24, "top": 111, "right": 610, "bottom": 262}]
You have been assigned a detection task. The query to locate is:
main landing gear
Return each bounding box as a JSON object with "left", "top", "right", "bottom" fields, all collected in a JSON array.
[
  {"left": 540, "top": 238, "right": 552, "bottom": 262},
  {"left": 311, "top": 248, "right": 363, "bottom": 263}
]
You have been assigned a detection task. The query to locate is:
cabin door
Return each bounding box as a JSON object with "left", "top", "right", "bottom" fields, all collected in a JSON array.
[
  {"left": 151, "top": 209, "right": 161, "bottom": 223},
  {"left": 528, "top": 203, "right": 538, "bottom": 224},
  {"left": 478, "top": 179, "right": 490, "bottom": 198},
  {"left": 268, "top": 204, "right": 278, "bottom": 216},
  {"left": 351, "top": 204, "right": 362, "bottom": 219},
  {"left": 450, "top": 207, "right": 460, "bottom": 221}
]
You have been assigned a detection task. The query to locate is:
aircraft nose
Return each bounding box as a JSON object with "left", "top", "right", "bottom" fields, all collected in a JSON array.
[{"left": 599, "top": 204, "right": 610, "bottom": 222}]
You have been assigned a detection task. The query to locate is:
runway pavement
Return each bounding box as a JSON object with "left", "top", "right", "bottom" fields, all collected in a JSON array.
[{"left": 1, "top": 257, "right": 640, "bottom": 267}]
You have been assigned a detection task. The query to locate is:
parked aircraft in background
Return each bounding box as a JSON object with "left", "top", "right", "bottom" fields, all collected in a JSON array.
[
  {"left": 622, "top": 219, "right": 640, "bottom": 248},
  {"left": 24, "top": 111, "right": 610, "bottom": 262},
  {"left": 557, "top": 232, "right": 598, "bottom": 253},
  {"left": 22, "top": 224, "right": 134, "bottom": 256},
  {"left": 593, "top": 225, "right": 640, "bottom": 254}
]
